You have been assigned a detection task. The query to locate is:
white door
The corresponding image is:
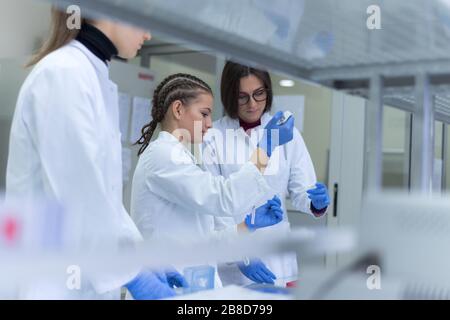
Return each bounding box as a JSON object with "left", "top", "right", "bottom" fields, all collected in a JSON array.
[{"left": 326, "top": 91, "right": 365, "bottom": 268}]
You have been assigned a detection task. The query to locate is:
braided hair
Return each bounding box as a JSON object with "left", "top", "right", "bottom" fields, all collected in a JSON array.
[{"left": 135, "top": 73, "right": 212, "bottom": 156}]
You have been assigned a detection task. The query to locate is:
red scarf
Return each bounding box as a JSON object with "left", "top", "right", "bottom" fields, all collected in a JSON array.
[{"left": 239, "top": 118, "right": 261, "bottom": 132}]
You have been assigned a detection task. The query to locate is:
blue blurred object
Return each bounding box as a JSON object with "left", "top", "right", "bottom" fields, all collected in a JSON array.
[
  {"left": 314, "top": 31, "right": 334, "bottom": 55},
  {"left": 298, "top": 31, "right": 335, "bottom": 60},
  {"left": 263, "top": 9, "right": 290, "bottom": 39},
  {"left": 245, "top": 196, "right": 283, "bottom": 232},
  {"left": 165, "top": 267, "right": 189, "bottom": 289},
  {"left": 306, "top": 182, "right": 330, "bottom": 210},
  {"left": 258, "top": 111, "right": 294, "bottom": 157},
  {"left": 125, "top": 269, "right": 176, "bottom": 300},
  {"left": 183, "top": 265, "right": 215, "bottom": 294},
  {"left": 237, "top": 258, "right": 276, "bottom": 284},
  {"left": 245, "top": 283, "right": 291, "bottom": 295}
]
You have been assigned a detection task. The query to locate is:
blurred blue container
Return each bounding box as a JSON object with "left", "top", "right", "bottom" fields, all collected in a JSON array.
[{"left": 183, "top": 265, "right": 215, "bottom": 294}]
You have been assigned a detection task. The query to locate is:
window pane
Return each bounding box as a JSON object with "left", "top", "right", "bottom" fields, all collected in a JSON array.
[
  {"left": 433, "top": 121, "right": 444, "bottom": 193},
  {"left": 382, "top": 106, "right": 410, "bottom": 189}
]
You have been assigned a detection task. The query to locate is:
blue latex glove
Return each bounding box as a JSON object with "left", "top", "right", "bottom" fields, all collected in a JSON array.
[
  {"left": 125, "top": 269, "right": 176, "bottom": 300},
  {"left": 258, "top": 111, "right": 294, "bottom": 157},
  {"left": 237, "top": 258, "right": 276, "bottom": 284},
  {"left": 165, "top": 267, "right": 189, "bottom": 289},
  {"left": 245, "top": 196, "right": 283, "bottom": 232},
  {"left": 306, "top": 183, "right": 330, "bottom": 210}
]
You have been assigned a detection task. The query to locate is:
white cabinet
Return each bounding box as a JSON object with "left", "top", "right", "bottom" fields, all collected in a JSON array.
[{"left": 327, "top": 91, "right": 365, "bottom": 268}]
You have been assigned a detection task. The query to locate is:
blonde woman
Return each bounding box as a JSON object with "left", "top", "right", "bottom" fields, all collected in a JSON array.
[{"left": 6, "top": 8, "right": 183, "bottom": 299}]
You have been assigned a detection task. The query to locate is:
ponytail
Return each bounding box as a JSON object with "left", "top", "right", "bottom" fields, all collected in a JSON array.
[{"left": 136, "top": 120, "right": 158, "bottom": 156}]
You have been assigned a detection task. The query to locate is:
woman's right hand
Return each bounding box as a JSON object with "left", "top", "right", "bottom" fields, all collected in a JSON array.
[
  {"left": 245, "top": 196, "right": 283, "bottom": 231},
  {"left": 258, "top": 111, "right": 295, "bottom": 157},
  {"left": 237, "top": 258, "right": 276, "bottom": 284},
  {"left": 125, "top": 268, "right": 176, "bottom": 300}
]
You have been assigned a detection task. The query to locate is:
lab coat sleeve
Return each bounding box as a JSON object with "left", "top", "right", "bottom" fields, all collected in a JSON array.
[
  {"left": 201, "top": 136, "right": 248, "bottom": 225},
  {"left": 211, "top": 216, "right": 239, "bottom": 239},
  {"left": 200, "top": 135, "right": 248, "bottom": 237},
  {"left": 21, "top": 66, "right": 140, "bottom": 293},
  {"left": 200, "top": 135, "right": 222, "bottom": 177},
  {"left": 143, "top": 142, "right": 271, "bottom": 222},
  {"left": 287, "top": 129, "right": 322, "bottom": 217}
]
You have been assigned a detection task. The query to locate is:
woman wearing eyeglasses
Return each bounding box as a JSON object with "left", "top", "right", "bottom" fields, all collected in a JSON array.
[{"left": 202, "top": 61, "right": 330, "bottom": 287}]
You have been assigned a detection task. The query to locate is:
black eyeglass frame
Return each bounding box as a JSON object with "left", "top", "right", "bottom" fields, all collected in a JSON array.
[{"left": 238, "top": 88, "right": 270, "bottom": 106}]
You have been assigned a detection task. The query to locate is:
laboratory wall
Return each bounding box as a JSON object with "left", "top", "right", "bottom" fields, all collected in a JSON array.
[
  {"left": 143, "top": 53, "right": 221, "bottom": 119},
  {"left": 271, "top": 75, "right": 333, "bottom": 184},
  {"left": 0, "top": 59, "right": 30, "bottom": 189},
  {"left": 0, "top": 0, "right": 51, "bottom": 59},
  {"left": 0, "top": 0, "right": 51, "bottom": 189}
]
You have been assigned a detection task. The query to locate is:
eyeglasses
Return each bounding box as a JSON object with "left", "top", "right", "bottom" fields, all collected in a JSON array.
[{"left": 238, "top": 88, "right": 269, "bottom": 106}]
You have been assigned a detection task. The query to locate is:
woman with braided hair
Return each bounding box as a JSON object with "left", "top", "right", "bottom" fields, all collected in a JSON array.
[{"left": 130, "top": 73, "right": 295, "bottom": 288}]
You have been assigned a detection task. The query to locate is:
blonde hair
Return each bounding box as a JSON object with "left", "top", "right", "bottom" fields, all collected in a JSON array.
[{"left": 26, "top": 6, "right": 86, "bottom": 67}]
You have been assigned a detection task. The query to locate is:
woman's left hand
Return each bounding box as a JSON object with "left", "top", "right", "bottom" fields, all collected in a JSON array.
[{"left": 307, "top": 183, "right": 330, "bottom": 210}]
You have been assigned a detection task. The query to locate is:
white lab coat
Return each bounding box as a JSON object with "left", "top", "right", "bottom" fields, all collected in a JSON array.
[
  {"left": 6, "top": 40, "right": 141, "bottom": 299},
  {"left": 201, "top": 112, "right": 322, "bottom": 286},
  {"left": 130, "top": 131, "right": 272, "bottom": 287}
]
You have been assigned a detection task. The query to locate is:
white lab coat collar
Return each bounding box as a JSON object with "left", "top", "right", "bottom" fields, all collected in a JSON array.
[
  {"left": 158, "top": 130, "right": 181, "bottom": 143},
  {"left": 222, "top": 112, "right": 273, "bottom": 132},
  {"left": 70, "top": 40, "right": 118, "bottom": 127},
  {"left": 70, "top": 40, "right": 110, "bottom": 79},
  {"left": 260, "top": 112, "right": 273, "bottom": 127},
  {"left": 157, "top": 131, "right": 197, "bottom": 162},
  {"left": 221, "top": 116, "right": 241, "bottom": 130},
  {"left": 220, "top": 112, "right": 273, "bottom": 147}
]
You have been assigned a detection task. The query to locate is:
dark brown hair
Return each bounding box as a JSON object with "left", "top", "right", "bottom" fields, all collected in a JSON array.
[
  {"left": 27, "top": 7, "right": 87, "bottom": 67},
  {"left": 135, "top": 73, "right": 213, "bottom": 156},
  {"left": 220, "top": 61, "right": 273, "bottom": 119}
]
